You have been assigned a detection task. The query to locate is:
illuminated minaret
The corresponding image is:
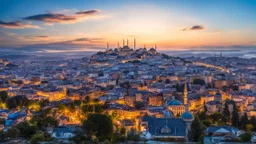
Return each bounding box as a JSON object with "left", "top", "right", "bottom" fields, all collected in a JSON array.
[
  {"left": 184, "top": 82, "right": 188, "bottom": 106},
  {"left": 134, "top": 38, "right": 136, "bottom": 50},
  {"left": 127, "top": 39, "right": 129, "bottom": 47},
  {"left": 155, "top": 44, "right": 157, "bottom": 51},
  {"left": 123, "top": 39, "right": 125, "bottom": 48}
]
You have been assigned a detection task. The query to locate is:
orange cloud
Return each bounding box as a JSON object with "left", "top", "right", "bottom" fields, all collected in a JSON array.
[
  {"left": 23, "top": 9, "right": 103, "bottom": 24},
  {"left": 182, "top": 25, "right": 205, "bottom": 31},
  {"left": 0, "top": 21, "right": 40, "bottom": 29}
]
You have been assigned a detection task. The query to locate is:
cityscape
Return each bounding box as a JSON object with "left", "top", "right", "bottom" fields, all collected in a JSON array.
[{"left": 0, "top": 0, "right": 256, "bottom": 144}]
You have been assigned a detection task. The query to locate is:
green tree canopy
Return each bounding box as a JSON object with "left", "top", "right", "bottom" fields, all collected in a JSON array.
[
  {"left": 82, "top": 113, "right": 113, "bottom": 141},
  {"left": 16, "top": 121, "right": 37, "bottom": 138},
  {"left": 239, "top": 132, "right": 251, "bottom": 142},
  {"left": 240, "top": 112, "right": 249, "bottom": 130},
  {"left": 30, "top": 132, "right": 45, "bottom": 144},
  {"left": 30, "top": 115, "right": 58, "bottom": 129},
  {"left": 188, "top": 116, "right": 205, "bottom": 142},
  {"left": 0, "top": 91, "right": 8, "bottom": 102},
  {"left": 223, "top": 101, "right": 230, "bottom": 122},
  {"left": 232, "top": 102, "right": 239, "bottom": 127},
  {"left": 6, "top": 127, "right": 21, "bottom": 139}
]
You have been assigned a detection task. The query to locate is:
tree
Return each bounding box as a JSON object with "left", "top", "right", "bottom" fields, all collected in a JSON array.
[
  {"left": 120, "top": 127, "right": 126, "bottom": 136},
  {"left": 134, "top": 102, "right": 145, "bottom": 110},
  {"left": 193, "top": 79, "right": 205, "bottom": 85},
  {"left": 30, "top": 132, "right": 44, "bottom": 144},
  {"left": 239, "top": 132, "right": 251, "bottom": 142},
  {"left": 85, "top": 96, "right": 91, "bottom": 104},
  {"left": 72, "top": 130, "right": 87, "bottom": 144},
  {"left": 250, "top": 116, "right": 256, "bottom": 131},
  {"left": 232, "top": 103, "right": 239, "bottom": 127},
  {"left": 6, "top": 127, "right": 21, "bottom": 138},
  {"left": 74, "top": 100, "right": 82, "bottom": 107},
  {"left": 14, "top": 95, "right": 29, "bottom": 107},
  {"left": 43, "top": 116, "right": 59, "bottom": 127},
  {"left": 176, "top": 83, "right": 180, "bottom": 91},
  {"left": 39, "top": 99, "right": 49, "bottom": 107},
  {"left": 0, "top": 91, "right": 8, "bottom": 102},
  {"left": 16, "top": 121, "right": 37, "bottom": 138},
  {"left": 127, "top": 129, "right": 140, "bottom": 141},
  {"left": 240, "top": 112, "right": 249, "bottom": 129},
  {"left": 6, "top": 97, "right": 17, "bottom": 109},
  {"left": 93, "top": 98, "right": 99, "bottom": 104},
  {"left": 223, "top": 102, "right": 230, "bottom": 122},
  {"left": 30, "top": 115, "right": 58, "bottom": 129},
  {"left": 188, "top": 116, "right": 205, "bottom": 142},
  {"left": 0, "top": 130, "right": 6, "bottom": 142},
  {"left": 246, "top": 124, "right": 253, "bottom": 133},
  {"left": 208, "top": 112, "right": 226, "bottom": 125},
  {"left": 82, "top": 114, "right": 113, "bottom": 141}
]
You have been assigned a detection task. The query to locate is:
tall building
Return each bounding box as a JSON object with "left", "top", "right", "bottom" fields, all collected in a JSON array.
[{"left": 184, "top": 82, "right": 188, "bottom": 105}]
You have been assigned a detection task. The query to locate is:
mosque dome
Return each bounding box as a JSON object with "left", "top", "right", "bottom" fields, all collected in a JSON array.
[
  {"left": 149, "top": 48, "right": 156, "bottom": 51},
  {"left": 167, "top": 99, "right": 182, "bottom": 106},
  {"left": 181, "top": 111, "right": 193, "bottom": 121}
]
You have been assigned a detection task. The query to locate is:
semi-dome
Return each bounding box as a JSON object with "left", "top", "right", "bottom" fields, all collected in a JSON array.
[
  {"left": 162, "top": 110, "right": 174, "bottom": 118},
  {"left": 181, "top": 111, "right": 193, "bottom": 121},
  {"left": 167, "top": 99, "right": 182, "bottom": 106}
]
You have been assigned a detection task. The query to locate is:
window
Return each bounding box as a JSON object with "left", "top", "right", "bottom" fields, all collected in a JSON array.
[{"left": 161, "top": 126, "right": 171, "bottom": 133}]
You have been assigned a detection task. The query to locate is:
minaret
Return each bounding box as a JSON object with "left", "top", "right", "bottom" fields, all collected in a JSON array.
[
  {"left": 123, "top": 39, "right": 125, "bottom": 48},
  {"left": 127, "top": 39, "right": 129, "bottom": 47},
  {"left": 184, "top": 82, "right": 188, "bottom": 106},
  {"left": 155, "top": 44, "right": 157, "bottom": 51},
  {"left": 144, "top": 44, "right": 145, "bottom": 49},
  {"left": 117, "top": 42, "right": 120, "bottom": 51},
  {"left": 107, "top": 42, "right": 109, "bottom": 50},
  {"left": 134, "top": 38, "right": 136, "bottom": 50}
]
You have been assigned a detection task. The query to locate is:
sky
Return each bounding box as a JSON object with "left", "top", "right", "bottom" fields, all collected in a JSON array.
[{"left": 0, "top": 0, "right": 256, "bottom": 52}]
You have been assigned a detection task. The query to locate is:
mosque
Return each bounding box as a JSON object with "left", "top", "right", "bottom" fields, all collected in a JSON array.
[
  {"left": 105, "top": 38, "right": 157, "bottom": 55},
  {"left": 140, "top": 82, "right": 194, "bottom": 141}
]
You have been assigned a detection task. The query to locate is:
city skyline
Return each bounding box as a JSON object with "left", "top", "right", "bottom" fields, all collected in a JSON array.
[{"left": 0, "top": 0, "right": 256, "bottom": 52}]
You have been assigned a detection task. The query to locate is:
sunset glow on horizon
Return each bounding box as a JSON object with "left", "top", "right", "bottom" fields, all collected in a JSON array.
[{"left": 0, "top": 0, "right": 256, "bottom": 52}]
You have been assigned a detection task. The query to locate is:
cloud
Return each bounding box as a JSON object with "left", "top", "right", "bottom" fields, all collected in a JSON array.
[
  {"left": 75, "top": 10, "right": 101, "bottom": 15},
  {"left": 37, "top": 36, "right": 48, "bottom": 38},
  {"left": 67, "top": 37, "right": 104, "bottom": 42},
  {"left": 0, "top": 21, "right": 40, "bottom": 29},
  {"left": 23, "top": 9, "right": 103, "bottom": 24},
  {"left": 182, "top": 25, "right": 205, "bottom": 31}
]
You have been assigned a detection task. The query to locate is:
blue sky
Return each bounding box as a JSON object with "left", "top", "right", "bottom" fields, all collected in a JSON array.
[{"left": 0, "top": 0, "right": 256, "bottom": 51}]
